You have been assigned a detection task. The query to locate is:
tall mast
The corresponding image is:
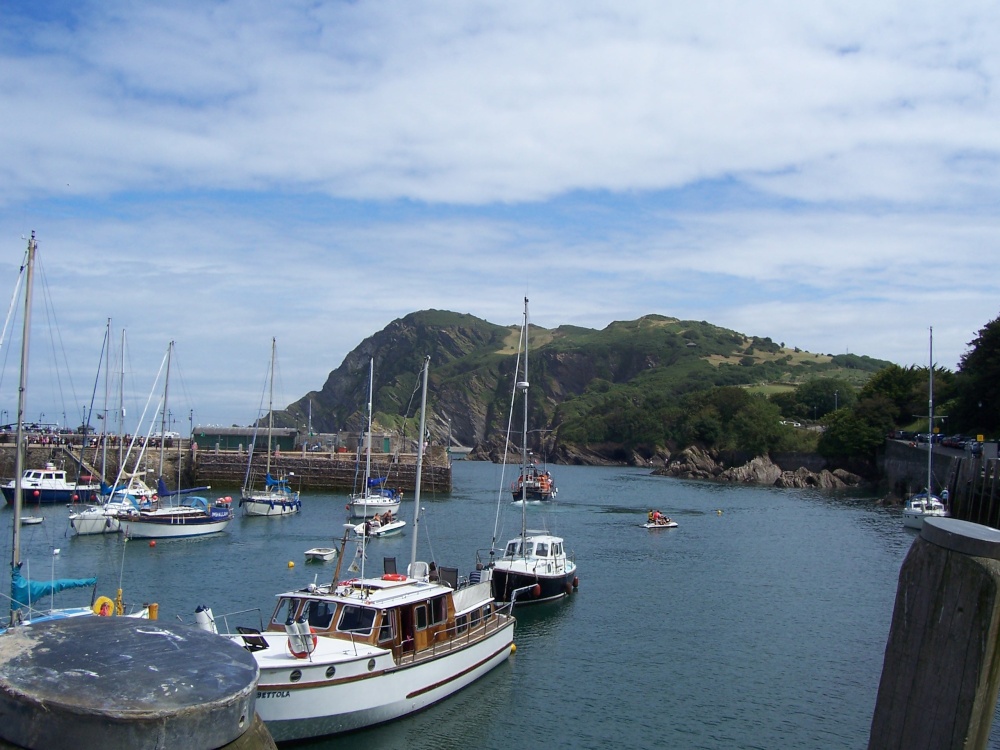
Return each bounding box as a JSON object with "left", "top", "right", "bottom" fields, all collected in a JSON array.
[
  {"left": 11, "top": 232, "right": 36, "bottom": 623},
  {"left": 118, "top": 329, "right": 125, "bottom": 471},
  {"left": 519, "top": 297, "right": 529, "bottom": 505},
  {"left": 365, "top": 358, "right": 374, "bottom": 492},
  {"left": 157, "top": 341, "right": 173, "bottom": 479},
  {"left": 409, "top": 356, "right": 430, "bottom": 567},
  {"left": 266, "top": 337, "right": 275, "bottom": 476},
  {"left": 101, "top": 318, "right": 110, "bottom": 482},
  {"left": 927, "top": 327, "right": 934, "bottom": 494}
]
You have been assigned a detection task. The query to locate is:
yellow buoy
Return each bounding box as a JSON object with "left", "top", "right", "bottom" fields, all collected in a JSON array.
[
  {"left": 510, "top": 643, "right": 517, "bottom": 654},
  {"left": 288, "top": 561, "right": 295, "bottom": 568}
]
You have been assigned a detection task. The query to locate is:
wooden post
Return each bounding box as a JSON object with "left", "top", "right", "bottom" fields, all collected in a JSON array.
[{"left": 869, "top": 518, "right": 1000, "bottom": 749}]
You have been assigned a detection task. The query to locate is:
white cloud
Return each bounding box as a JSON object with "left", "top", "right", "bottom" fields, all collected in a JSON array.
[{"left": 1, "top": 1, "right": 998, "bottom": 425}]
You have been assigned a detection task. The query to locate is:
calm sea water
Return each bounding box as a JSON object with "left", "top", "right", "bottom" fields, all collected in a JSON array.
[{"left": 4, "top": 461, "right": 1000, "bottom": 749}]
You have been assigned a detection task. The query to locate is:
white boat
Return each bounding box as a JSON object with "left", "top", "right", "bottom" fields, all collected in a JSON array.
[
  {"left": 480, "top": 298, "right": 577, "bottom": 605},
  {"left": 19, "top": 516, "right": 43, "bottom": 526},
  {"left": 211, "top": 357, "right": 515, "bottom": 742},
  {"left": 643, "top": 519, "right": 678, "bottom": 529},
  {"left": 347, "top": 358, "right": 402, "bottom": 519},
  {"left": 240, "top": 338, "right": 302, "bottom": 517},
  {"left": 902, "top": 493, "right": 947, "bottom": 530},
  {"left": 903, "top": 328, "right": 950, "bottom": 530},
  {"left": 68, "top": 499, "right": 129, "bottom": 535},
  {"left": 304, "top": 547, "right": 337, "bottom": 562},
  {"left": 352, "top": 517, "right": 407, "bottom": 538}
]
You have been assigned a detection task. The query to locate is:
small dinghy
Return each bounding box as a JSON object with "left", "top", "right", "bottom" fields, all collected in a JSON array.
[
  {"left": 304, "top": 547, "right": 337, "bottom": 562},
  {"left": 20, "top": 516, "right": 44, "bottom": 526}
]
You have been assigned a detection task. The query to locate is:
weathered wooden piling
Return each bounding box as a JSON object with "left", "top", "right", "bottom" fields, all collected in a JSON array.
[
  {"left": 868, "top": 518, "right": 1000, "bottom": 750},
  {"left": 0, "top": 618, "right": 275, "bottom": 750}
]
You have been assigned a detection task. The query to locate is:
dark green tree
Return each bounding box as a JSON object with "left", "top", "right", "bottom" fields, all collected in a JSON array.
[
  {"left": 796, "top": 377, "right": 857, "bottom": 420},
  {"left": 950, "top": 313, "right": 1000, "bottom": 436}
]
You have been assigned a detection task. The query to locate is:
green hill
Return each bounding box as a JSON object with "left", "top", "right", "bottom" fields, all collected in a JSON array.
[{"left": 274, "top": 310, "right": 891, "bottom": 461}]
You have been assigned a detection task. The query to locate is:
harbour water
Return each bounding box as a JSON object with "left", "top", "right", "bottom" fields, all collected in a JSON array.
[{"left": 4, "top": 461, "right": 1000, "bottom": 749}]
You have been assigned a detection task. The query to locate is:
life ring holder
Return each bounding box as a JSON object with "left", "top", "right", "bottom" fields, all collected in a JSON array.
[
  {"left": 92, "top": 595, "right": 115, "bottom": 616},
  {"left": 381, "top": 573, "right": 407, "bottom": 582}
]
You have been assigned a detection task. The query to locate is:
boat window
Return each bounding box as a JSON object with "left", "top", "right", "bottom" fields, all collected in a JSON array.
[
  {"left": 535, "top": 543, "right": 549, "bottom": 557},
  {"left": 429, "top": 596, "right": 447, "bottom": 625},
  {"left": 505, "top": 541, "right": 518, "bottom": 557},
  {"left": 415, "top": 604, "right": 428, "bottom": 631},
  {"left": 271, "top": 597, "right": 299, "bottom": 627},
  {"left": 470, "top": 607, "right": 481, "bottom": 627},
  {"left": 378, "top": 611, "right": 394, "bottom": 643},
  {"left": 306, "top": 600, "right": 335, "bottom": 630},
  {"left": 456, "top": 614, "right": 468, "bottom": 634},
  {"left": 337, "top": 605, "right": 375, "bottom": 636},
  {"left": 552, "top": 542, "right": 562, "bottom": 556}
]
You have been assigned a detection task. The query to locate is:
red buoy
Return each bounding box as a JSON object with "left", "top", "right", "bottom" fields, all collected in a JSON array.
[
  {"left": 149, "top": 541, "right": 156, "bottom": 548},
  {"left": 531, "top": 583, "right": 542, "bottom": 598}
]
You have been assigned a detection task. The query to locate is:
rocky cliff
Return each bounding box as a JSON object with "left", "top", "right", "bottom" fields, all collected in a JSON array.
[{"left": 654, "top": 446, "right": 863, "bottom": 489}]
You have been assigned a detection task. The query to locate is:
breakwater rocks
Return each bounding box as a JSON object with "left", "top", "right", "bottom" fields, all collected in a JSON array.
[{"left": 653, "top": 446, "right": 863, "bottom": 489}]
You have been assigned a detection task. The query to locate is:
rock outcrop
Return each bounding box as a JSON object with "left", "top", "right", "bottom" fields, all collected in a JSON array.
[{"left": 655, "top": 446, "right": 863, "bottom": 488}]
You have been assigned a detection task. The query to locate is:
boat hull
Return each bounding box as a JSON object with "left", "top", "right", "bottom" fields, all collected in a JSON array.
[
  {"left": 490, "top": 566, "right": 577, "bottom": 605},
  {"left": 250, "top": 622, "right": 515, "bottom": 741},
  {"left": 119, "top": 508, "right": 233, "bottom": 539},
  {"left": 304, "top": 548, "right": 336, "bottom": 562},
  {"left": 241, "top": 494, "right": 301, "bottom": 517},
  {"left": 902, "top": 510, "right": 947, "bottom": 530},
  {"left": 3, "top": 485, "right": 99, "bottom": 505},
  {"left": 69, "top": 510, "right": 122, "bottom": 535},
  {"left": 348, "top": 497, "right": 401, "bottom": 519}
]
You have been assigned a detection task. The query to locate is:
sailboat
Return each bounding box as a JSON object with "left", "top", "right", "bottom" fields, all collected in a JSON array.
[
  {"left": 347, "top": 358, "right": 402, "bottom": 519},
  {"left": 4, "top": 234, "right": 147, "bottom": 628},
  {"left": 210, "top": 356, "right": 515, "bottom": 742},
  {"left": 481, "top": 298, "right": 577, "bottom": 605},
  {"left": 240, "top": 338, "right": 301, "bottom": 517},
  {"left": 902, "top": 327, "right": 949, "bottom": 530},
  {"left": 113, "top": 342, "right": 232, "bottom": 539},
  {"left": 508, "top": 307, "right": 556, "bottom": 502}
]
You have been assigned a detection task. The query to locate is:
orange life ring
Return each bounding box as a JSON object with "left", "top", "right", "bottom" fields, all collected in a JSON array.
[{"left": 381, "top": 573, "right": 407, "bottom": 582}]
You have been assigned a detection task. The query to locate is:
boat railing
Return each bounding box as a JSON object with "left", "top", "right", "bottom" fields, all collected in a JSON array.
[
  {"left": 213, "top": 608, "right": 267, "bottom": 635},
  {"left": 396, "top": 601, "right": 514, "bottom": 666}
]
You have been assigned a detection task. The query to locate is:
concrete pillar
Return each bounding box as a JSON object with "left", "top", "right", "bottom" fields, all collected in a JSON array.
[
  {"left": 869, "top": 518, "right": 1000, "bottom": 750},
  {"left": 0, "top": 618, "right": 275, "bottom": 750}
]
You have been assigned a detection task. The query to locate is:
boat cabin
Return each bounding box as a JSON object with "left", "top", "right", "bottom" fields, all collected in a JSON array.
[
  {"left": 265, "top": 575, "right": 500, "bottom": 658},
  {"left": 504, "top": 536, "right": 565, "bottom": 560}
]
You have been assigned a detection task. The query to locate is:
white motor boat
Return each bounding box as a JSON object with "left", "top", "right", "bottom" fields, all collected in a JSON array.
[
  {"left": 352, "top": 517, "right": 407, "bottom": 538},
  {"left": 213, "top": 567, "right": 515, "bottom": 742},
  {"left": 643, "top": 519, "right": 678, "bottom": 529}
]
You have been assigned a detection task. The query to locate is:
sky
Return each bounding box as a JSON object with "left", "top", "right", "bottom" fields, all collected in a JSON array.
[{"left": 1, "top": 1, "right": 999, "bottom": 431}]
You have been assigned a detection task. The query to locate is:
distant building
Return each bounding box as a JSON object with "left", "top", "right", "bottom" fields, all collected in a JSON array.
[{"left": 191, "top": 426, "right": 298, "bottom": 452}]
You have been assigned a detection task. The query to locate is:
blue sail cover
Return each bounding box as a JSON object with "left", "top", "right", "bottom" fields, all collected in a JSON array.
[
  {"left": 367, "top": 477, "right": 386, "bottom": 488},
  {"left": 157, "top": 477, "right": 211, "bottom": 497},
  {"left": 10, "top": 564, "right": 97, "bottom": 610},
  {"left": 265, "top": 473, "right": 288, "bottom": 488}
]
